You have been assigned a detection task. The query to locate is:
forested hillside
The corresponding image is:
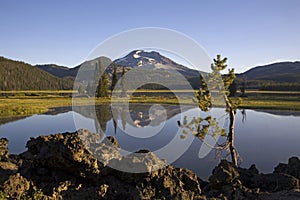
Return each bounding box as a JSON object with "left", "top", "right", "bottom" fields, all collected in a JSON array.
[
  {"left": 238, "top": 61, "right": 300, "bottom": 81},
  {"left": 236, "top": 61, "right": 300, "bottom": 91},
  {"left": 0, "top": 57, "right": 73, "bottom": 90}
]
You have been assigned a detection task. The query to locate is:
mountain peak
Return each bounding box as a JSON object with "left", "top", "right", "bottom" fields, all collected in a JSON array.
[{"left": 114, "top": 50, "right": 184, "bottom": 69}]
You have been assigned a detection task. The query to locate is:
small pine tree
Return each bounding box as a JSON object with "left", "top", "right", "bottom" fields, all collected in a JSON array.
[
  {"left": 240, "top": 75, "right": 247, "bottom": 97},
  {"left": 179, "top": 54, "right": 240, "bottom": 166},
  {"left": 78, "top": 84, "right": 85, "bottom": 94}
]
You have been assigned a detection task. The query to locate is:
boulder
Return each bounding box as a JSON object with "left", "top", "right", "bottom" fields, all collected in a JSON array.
[
  {"left": 107, "top": 149, "right": 203, "bottom": 199},
  {"left": 0, "top": 138, "right": 8, "bottom": 161},
  {"left": 135, "top": 166, "right": 203, "bottom": 200},
  {"left": 13, "top": 130, "right": 204, "bottom": 199},
  {"left": 205, "top": 159, "right": 300, "bottom": 199},
  {"left": 0, "top": 161, "right": 18, "bottom": 185},
  {"left": 4, "top": 130, "right": 299, "bottom": 199},
  {"left": 259, "top": 189, "right": 300, "bottom": 200},
  {"left": 237, "top": 164, "right": 259, "bottom": 189},
  {"left": 252, "top": 173, "right": 299, "bottom": 192},
  {"left": 78, "top": 129, "right": 122, "bottom": 166},
  {"left": 20, "top": 131, "right": 102, "bottom": 182},
  {"left": 274, "top": 157, "right": 300, "bottom": 179},
  {"left": 108, "top": 149, "right": 166, "bottom": 175},
  {"left": 208, "top": 160, "right": 240, "bottom": 188},
  {"left": 205, "top": 160, "right": 246, "bottom": 199},
  {"left": 0, "top": 138, "right": 16, "bottom": 186}
]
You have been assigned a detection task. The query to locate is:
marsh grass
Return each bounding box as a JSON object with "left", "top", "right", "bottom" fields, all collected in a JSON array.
[{"left": 1, "top": 90, "right": 300, "bottom": 118}]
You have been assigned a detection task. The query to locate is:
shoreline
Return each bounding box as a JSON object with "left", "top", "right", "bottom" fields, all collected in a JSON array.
[{"left": 1, "top": 95, "right": 300, "bottom": 118}]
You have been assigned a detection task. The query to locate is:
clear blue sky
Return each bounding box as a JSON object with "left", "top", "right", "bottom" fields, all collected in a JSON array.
[{"left": 0, "top": 0, "right": 299, "bottom": 72}]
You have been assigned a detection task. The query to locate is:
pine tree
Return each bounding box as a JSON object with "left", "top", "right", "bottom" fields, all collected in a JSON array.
[
  {"left": 95, "top": 59, "right": 110, "bottom": 98},
  {"left": 95, "top": 104, "right": 111, "bottom": 133},
  {"left": 228, "top": 80, "right": 237, "bottom": 97},
  {"left": 179, "top": 54, "right": 240, "bottom": 166},
  {"left": 120, "top": 67, "right": 127, "bottom": 97},
  {"left": 86, "top": 82, "right": 93, "bottom": 96},
  {"left": 96, "top": 72, "right": 109, "bottom": 97},
  {"left": 240, "top": 75, "right": 247, "bottom": 97},
  {"left": 111, "top": 64, "right": 118, "bottom": 93}
]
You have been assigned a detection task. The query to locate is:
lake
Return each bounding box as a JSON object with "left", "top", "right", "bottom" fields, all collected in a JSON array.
[{"left": 0, "top": 104, "right": 300, "bottom": 180}]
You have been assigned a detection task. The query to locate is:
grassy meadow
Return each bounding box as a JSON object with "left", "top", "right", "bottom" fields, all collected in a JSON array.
[{"left": 1, "top": 90, "right": 300, "bottom": 118}]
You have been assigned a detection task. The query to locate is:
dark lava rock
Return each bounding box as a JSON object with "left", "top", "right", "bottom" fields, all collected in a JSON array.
[
  {"left": 258, "top": 189, "right": 300, "bottom": 200},
  {"left": 1, "top": 129, "right": 204, "bottom": 199},
  {"left": 20, "top": 131, "right": 102, "bottom": 182},
  {"left": 77, "top": 129, "right": 121, "bottom": 167},
  {"left": 1, "top": 130, "right": 299, "bottom": 199},
  {"left": 205, "top": 159, "right": 300, "bottom": 199},
  {"left": 208, "top": 160, "right": 240, "bottom": 189},
  {"left": 205, "top": 160, "right": 249, "bottom": 199},
  {"left": 0, "top": 138, "right": 8, "bottom": 161},
  {"left": 252, "top": 173, "right": 299, "bottom": 192},
  {"left": 237, "top": 164, "right": 259, "bottom": 189},
  {"left": 0, "top": 161, "right": 18, "bottom": 185},
  {"left": 105, "top": 149, "right": 203, "bottom": 199},
  {"left": 107, "top": 149, "right": 166, "bottom": 175},
  {"left": 274, "top": 157, "right": 300, "bottom": 179}
]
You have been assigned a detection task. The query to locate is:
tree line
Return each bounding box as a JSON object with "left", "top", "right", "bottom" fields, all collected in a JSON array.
[
  {"left": 79, "top": 62, "right": 127, "bottom": 97},
  {"left": 236, "top": 79, "right": 300, "bottom": 91},
  {"left": 0, "top": 57, "right": 73, "bottom": 91}
]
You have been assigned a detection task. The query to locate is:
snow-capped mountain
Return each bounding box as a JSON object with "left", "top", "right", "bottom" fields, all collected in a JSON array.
[
  {"left": 112, "top": 50, "right": 201, "bottom": 78},
  {"left": 115, "top": 50, "right": 174, "bottom": 67},
  {"left": 36, "top": 50, "right": 203, "bottom": 89},
  {"left": 104, "top": 50, "right": 202, "bottom": 89}
]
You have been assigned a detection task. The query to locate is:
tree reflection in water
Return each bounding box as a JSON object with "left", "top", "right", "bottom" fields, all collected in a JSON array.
[{"left": 94, "top": 103, "right": 189, "bottom": 135}]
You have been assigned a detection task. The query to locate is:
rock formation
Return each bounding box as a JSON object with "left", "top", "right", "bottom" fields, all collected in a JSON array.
[
  {"left": 0, "top": 130, "right": 204, "bottom": 199},
  {"left": 0, "top": 130, "right": 299, "bottom": 199},
  {"left": 0, "top": 138, "right": 8, "bottom": 161}
]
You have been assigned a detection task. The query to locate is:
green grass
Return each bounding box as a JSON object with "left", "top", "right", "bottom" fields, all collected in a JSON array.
[
  {"left": 239, "top": 96, "right": 300, "bottom": 110},
  {"left": 0, "top": 98, "right": 67, "bottom": 117},
  {"left": 1, "top": 90, "right": 300, "bottom": 118},
  {"left": 0, "top": 90, "right": 76, "bottom": 94},
  {"left": 0, "top": 190, "right": 6, "bottom": 200}
]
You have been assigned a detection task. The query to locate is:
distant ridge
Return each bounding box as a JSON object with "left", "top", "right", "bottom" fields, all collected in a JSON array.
[
  {"left": 36, "top": 64, "right": 78, "bottom": 79},
  {"left": 237, "top": 61, "right": 300, "bottom": 83},
  {"left": 2, "top": 52, "right": 300, "bottom": 91},
  {"left": 37, "top": 50, "right": 201, "bottom": 79},
  {"left": 36, "top": 51, "right": 300, "bottom": 86}
]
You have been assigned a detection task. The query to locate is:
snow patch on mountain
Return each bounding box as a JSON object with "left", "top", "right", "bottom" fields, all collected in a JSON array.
[
  {"left": 137, "top": 60, "right": 143, "bottom": 66},
  {"left": 133, "top": 50, "right": 141, "bottom": 58}
]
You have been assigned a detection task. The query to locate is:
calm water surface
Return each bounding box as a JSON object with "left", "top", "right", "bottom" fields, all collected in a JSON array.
[{"left": 0, "top": 104, "right": 299, "bottom": 180}]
